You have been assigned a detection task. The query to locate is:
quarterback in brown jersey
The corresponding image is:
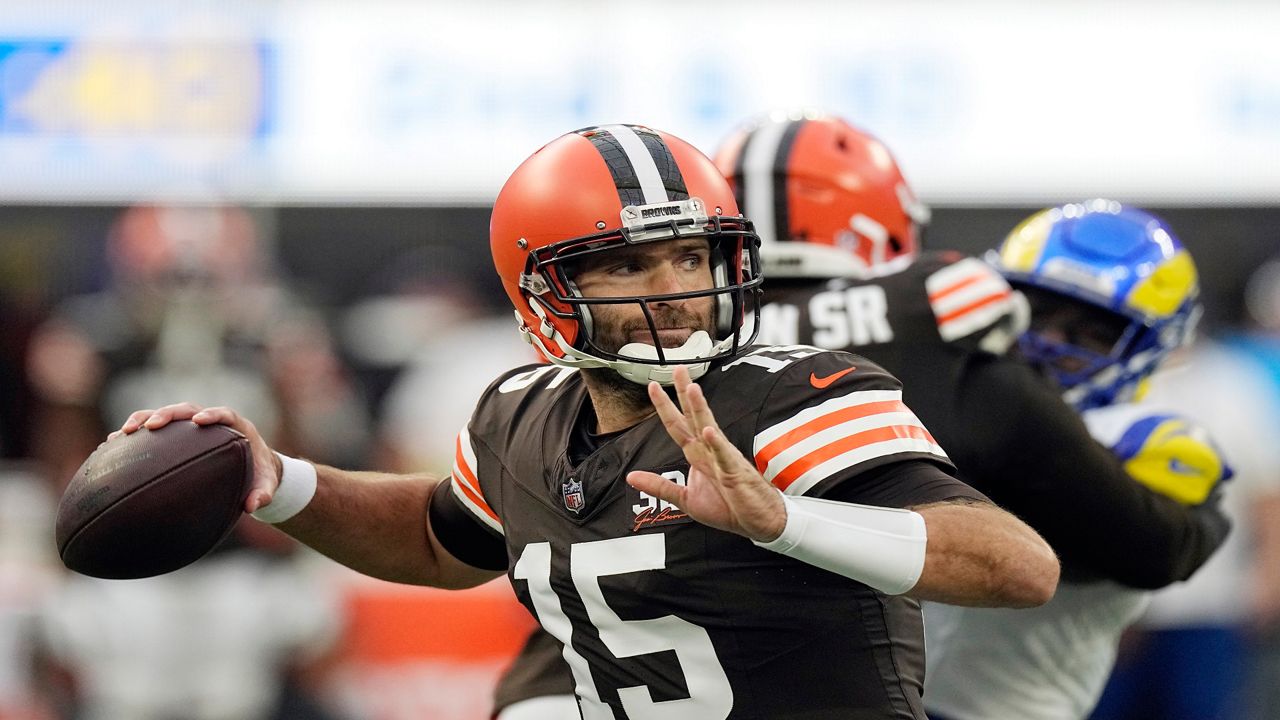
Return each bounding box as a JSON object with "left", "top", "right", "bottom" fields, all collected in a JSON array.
[{"left": 116, "top": 123, "right": 1058, "bottom": 720}]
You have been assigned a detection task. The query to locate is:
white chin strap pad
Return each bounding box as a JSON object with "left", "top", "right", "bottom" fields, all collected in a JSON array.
[
  {"left": 754, "top": 492, "right": 928, "bottom": 596},
  {"left": 615, "top": 331, "right": 714, "bottom": 385}
]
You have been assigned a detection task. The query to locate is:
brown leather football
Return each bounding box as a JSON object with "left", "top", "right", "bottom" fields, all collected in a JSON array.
[{"left": 56, "top": 421, "right": 253, "bottom": 579}]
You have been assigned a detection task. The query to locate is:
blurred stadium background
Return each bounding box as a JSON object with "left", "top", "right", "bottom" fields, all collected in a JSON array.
[{"left": 2, "top": 1, "right": 1279, "bottom": 718}]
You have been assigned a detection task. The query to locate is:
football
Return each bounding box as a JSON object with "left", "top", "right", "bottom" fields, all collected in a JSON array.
[{"left": 55, "top": 421, "right": 253, "bottom": 579}]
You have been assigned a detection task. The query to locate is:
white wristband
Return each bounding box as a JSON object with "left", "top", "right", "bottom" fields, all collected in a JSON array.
[
  {"left": 251, "top": 452, "right": 318, "bottom": 524},
  {"left": 754, "top": 492, "right": 927, "bottom": 595}
]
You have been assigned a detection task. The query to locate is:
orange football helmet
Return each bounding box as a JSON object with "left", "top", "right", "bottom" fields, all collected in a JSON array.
[
  {"left": 714, "top": 111, "right": 929, "bottom": 279},
  {"left": 491, "top": 124, "right": 763, "bottom": 385}
]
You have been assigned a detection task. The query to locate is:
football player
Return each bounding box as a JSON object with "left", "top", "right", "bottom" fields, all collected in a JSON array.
[
  {"left": 117, "top": 124, "right": 1058, "bottom": 720},
  {"left": 921, "top": 200, "right": 1231, "bottom": 720}
]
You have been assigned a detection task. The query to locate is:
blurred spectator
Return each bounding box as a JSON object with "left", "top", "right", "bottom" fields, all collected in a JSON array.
[
  {"left": 23, "top": 204, "right": 364, "bottom": 720},
  {"left": 38, "top": 525, "right": 343, "bottom": 720},
  {"left": 376, "top": 314, "right": 536, "bottom": 474},
  {"left": 1090, "top": 292, "right": 1280, "bottom": 720},
  {"left": 25, "top": 203, "right": 372, "bottom": 482},
  {"left": 0, "top": 464, "right": 60, "bottom": 720},
  {"left": 341, "top": 244, "right": 536, "bottom": 475}
]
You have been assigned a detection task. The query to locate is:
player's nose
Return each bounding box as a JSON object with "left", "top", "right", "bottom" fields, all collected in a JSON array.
[{"left": 646, "top": 262, "right": 689, "bottom": 299}]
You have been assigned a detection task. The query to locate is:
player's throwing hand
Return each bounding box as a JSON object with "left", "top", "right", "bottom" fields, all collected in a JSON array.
[{"left": 626, "top": 365, "right": 787, "bottom": 543}]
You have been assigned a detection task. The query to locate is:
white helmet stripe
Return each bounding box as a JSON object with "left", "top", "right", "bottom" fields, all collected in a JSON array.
[
  {"left": 599, "top": 124, "right": 670, "bottom": 205},
  {"left": 738, "top": 119, "right": 794, "bottom": 247}
]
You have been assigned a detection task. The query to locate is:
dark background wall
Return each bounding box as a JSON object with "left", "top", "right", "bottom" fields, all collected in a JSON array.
[{"left": 3, "top": 203, "right": 1277, "bottom": 329}]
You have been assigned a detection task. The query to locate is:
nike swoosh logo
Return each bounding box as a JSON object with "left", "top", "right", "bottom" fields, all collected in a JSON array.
[{"left": 810, "top": 367, "right": 856, "bottom": 389}]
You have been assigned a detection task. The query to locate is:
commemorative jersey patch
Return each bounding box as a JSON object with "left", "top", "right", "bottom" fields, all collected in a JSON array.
[{"left": 629, "top": 468, "right": 692, "bottom": 532}]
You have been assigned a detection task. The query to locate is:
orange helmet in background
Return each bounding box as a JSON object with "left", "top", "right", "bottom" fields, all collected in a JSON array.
[
  {"left": 714, "top": 111, "right": 929, "bottom": 279},
  {"left": 490, "top": 124, "right": 762, "bottom": 385}
]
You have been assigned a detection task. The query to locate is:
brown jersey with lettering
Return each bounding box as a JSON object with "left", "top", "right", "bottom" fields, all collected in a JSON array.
[{"left": 432, "top": 347, "right": 984, "bottom": 719}]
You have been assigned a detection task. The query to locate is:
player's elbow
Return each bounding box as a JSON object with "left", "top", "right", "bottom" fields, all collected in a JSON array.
[
  {"left": 998, "top": 539, "right": 1060, "bottom": 608},
  {"left": 915, "top": 502, "right": 1060, "bottom": 607}
]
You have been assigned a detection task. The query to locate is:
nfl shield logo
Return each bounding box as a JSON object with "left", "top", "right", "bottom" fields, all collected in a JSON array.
[{"left": 562, "top": 477, "right": 585, "bottom": 513}]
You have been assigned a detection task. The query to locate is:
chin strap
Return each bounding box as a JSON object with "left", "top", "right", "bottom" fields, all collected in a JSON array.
[
  {"left": 614, "top": 331, "right": 715, "bottom": 385},
  {"left": 517, "top": 303, "right": 738, "bottom": 386}
]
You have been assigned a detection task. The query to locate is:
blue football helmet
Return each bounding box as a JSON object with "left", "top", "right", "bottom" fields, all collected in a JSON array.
[{"left": 990, "top": 199, "right": 1201, "bottom": 410}]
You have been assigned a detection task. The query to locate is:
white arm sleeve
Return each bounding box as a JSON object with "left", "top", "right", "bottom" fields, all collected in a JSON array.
[{"left": 753, "top": 492, "right": 928, "bottom": 595}]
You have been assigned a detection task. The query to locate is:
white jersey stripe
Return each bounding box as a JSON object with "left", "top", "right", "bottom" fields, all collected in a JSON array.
[
  {"left": 758, "top": 411, "right": 932, "bottom": 482},
  {"left": 924, "top": 257, "right": 1000, "bottom": 294},
  {"left": 937, "top": 299, "right": 1016, "bottom": 342},
  {"left": 754, "top": 388, "right": 903, "bottom": 451},
  {"left": 780, "top": 437, "right": 950, "bottom": 497},
  {"left": 930, "top": 274, "right": 1011, "bottom": 316},
  {"left": 450, "top": 426, "right": 503, "bottom": 534},
  {"left": 452, "top": 426, "right": 485, "bottom": 501},
  {"left": 740, "top": 119, "right": 789, "bottom": 246},
  {"left": 926, "top": 258, "right": 1016, "bottom": 341},
  {"left": 600, "top": 124, "right": 668, "bottom": 205},
  {"left": 449, "top": 480, "right": 504, "bottom": 534}
]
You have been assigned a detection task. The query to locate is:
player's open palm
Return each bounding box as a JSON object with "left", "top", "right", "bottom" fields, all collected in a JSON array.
[{"left": 627, "top": 365, "right": 786, "bottom": 543}]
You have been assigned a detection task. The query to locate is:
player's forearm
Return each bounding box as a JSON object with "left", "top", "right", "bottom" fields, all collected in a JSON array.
[
  {"left": 912, "top": 501, "right": 1059, "bottom": 608},
  {"left": 275, "top": 465, "right": 464, "bottom": 586}
]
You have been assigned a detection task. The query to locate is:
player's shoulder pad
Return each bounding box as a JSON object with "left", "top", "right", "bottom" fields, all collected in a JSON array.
[
  {"left": 919, "top": 250, "right": 1028, "bottom": 354},
  {"left": 1081, "top": 403, "right": 1233, "bottom": 506},
  {"left": 466, "top": 362, "right": 579, "bottom": 431},
  {"left": 738, "top": 345, "right": 951, "bottom": 496},
  {"left": 488, "top": 363, "right": 579, "bottom": 397},
  {"left": 719, "top": 344, "right": 900, "bottom": 397}
]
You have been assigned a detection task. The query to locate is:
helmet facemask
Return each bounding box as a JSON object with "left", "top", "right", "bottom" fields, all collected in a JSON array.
[
  {"left": 517, "top": 201, "right": 763, "bottom": 385},
  {"left": 1011, "top": 274, "right": 1200, "bottom": 411}
]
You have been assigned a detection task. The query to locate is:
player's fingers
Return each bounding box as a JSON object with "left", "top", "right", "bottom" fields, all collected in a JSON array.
[
  {"left": 683, "top": 381, "right": 721, "bottom": 441},
  {"left": 140, "top": 402, "right": 205, "bottom": 430},
  {"left": 649, "top": 381, "right": 696, "bottom": 446},
  {"left": 116, "top": 409, "right": 157, "bottom": 436},
  {"left": 702, "top": 425, "right": 754, "bottom": 477},
  {"left": 245, "top": 439, "right": 283, "bottom": 514},
  {"left": 191, "top": 406, "right": 240, "bottom": 427},
  {"left": 671, "top": 365, "right": 699, "bottom": 426},
  {"left": 626, "top": 470, "right": 686, "bottom": 508}
]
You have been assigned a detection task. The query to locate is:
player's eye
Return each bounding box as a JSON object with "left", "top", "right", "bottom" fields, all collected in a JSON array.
[
  {"left": 608, "top": 261, "right": 645, "bottom": 276},
  {"left": 678, "top": 255, "right": 701, "bottom": 270}
]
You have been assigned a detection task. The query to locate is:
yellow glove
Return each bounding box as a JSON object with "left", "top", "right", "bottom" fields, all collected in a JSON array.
[{"left": 1082, "top": 404, "right": 1232, "bottom": 506}]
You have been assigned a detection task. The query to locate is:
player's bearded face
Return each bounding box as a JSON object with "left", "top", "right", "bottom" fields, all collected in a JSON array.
[{"left": 568, "top": 238, "right": 719, "bottom": 356}]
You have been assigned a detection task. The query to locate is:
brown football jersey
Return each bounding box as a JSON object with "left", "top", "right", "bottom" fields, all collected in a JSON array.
[{"left": 431, "top": 347, "right": 984, "bottom": 719}]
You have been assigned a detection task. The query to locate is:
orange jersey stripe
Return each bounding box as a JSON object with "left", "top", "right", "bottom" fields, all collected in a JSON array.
[
  {"left": 771, "top": 424, "right": 938, "bottom": 491},
  {"left": 755, "top": 399, "right": 909, "bottom": 472},
  {"left": 454, "top": 435, "right": 497, "bottom": 522},
  {"left": 934, "top": 288, "right": 1012, "bottom": 325},
  {"left": 928, "top": 272, "right": 988, "bottom": 302},
  {"left": 453, "top": 476, "right": 500, "bottom": 523}
]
